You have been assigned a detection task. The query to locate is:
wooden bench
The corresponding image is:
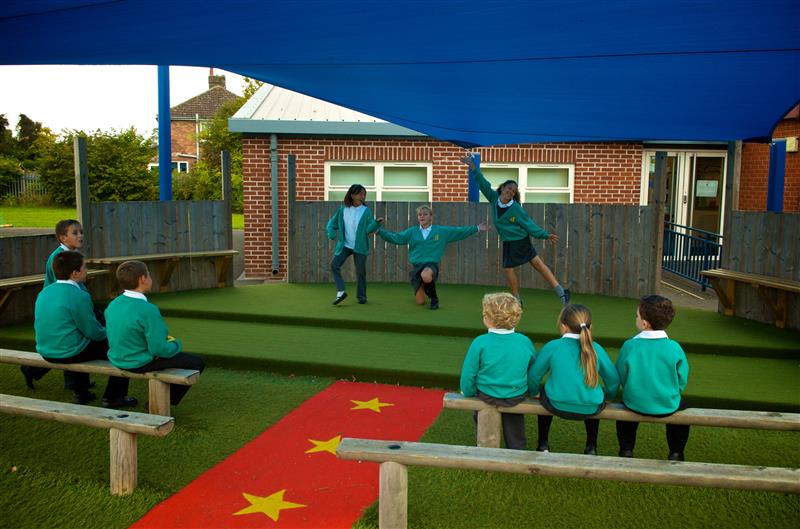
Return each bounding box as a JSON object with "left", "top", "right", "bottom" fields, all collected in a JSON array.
[
  {"left": 0, "top": 269, "right": 109, "bottom": 315},
  {"left": 700, "top": 268, "right": 800, "bottom": 328},
  {"left": 337, "top": 438, "right": 800, "bottom": 529},
  {"left": 0, "top": 349, "right": 200, "bottom": 416},
  {"left": 86, "top": 249, "right": 237, "bottom": 296},
  {"left": 0, "top": 394, "right": 174, "bottom": 495},
  {"left": 443, "top": 393, "right": 800, "bottom": 448}
]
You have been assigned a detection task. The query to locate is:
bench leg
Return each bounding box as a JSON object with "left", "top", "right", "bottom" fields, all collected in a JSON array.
[
  {"left": 148, "top": 380, "right": 171, "bottom": 415},
  {"left": 379, "top": 461, "right": 408, "bottom": 529},
  {"left": 0, "top": 288, "right": 19, "bottom": 317},
  {"left": 708, "top": 277, "right": 734, "bottom": 316},
  {"left": 110, "top": 428, "right": 137, "bottom": 496},
  {"left": 158, "top": 259, "right": 180, "bottom": 293},
  {"left": 215, "top": 255, "right": 232, "bottom": 288},
  {"left": 477, "top": 408, "right": 502, "bottom": 448}
]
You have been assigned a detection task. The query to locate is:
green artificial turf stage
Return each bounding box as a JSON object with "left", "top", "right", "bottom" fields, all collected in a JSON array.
[
  {"left": 1, "top": 365, "right": 798, "bottom": 529},
  {"left": 149, "top": 283, "right": 800, "bottom": 357}
]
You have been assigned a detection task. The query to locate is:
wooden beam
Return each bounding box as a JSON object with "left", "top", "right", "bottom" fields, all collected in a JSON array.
[
  {"left": 110, "top": 428, "right": 137, "bottom": 496},
  {"left": 379, "top": 461, "right": 408, "bottom": 529}
]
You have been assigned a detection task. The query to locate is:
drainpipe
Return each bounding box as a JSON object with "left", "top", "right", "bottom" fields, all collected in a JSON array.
[{"left": 271, "top": 134, "right": 280, "bottom": 275}]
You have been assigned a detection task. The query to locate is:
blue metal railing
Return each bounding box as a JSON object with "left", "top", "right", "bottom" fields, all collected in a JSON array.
[{"left": 662, "top": 222, "right": 723, "bottom": 289}]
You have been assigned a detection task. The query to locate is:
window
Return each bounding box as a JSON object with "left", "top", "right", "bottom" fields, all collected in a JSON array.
[
  {"left": 479, "top": 164, "right": 573, "bottom": 203},
  {"left": 325, "top": 162, "right": 432, "bottom": 202},
  {"left": 148, "top": 161, "right": 190, "bottom": 173}
]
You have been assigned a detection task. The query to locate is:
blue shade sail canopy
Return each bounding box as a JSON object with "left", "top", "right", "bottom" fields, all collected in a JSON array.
[{"left": 1, "top": 0, "right": 798, "bottom": 146}]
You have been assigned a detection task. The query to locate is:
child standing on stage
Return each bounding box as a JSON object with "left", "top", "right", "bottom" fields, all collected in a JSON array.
[
  {"left": 326, "top": 184, "right": 382, "bottom": 305},
  {"left": 460, "top": 292, "right": 536, "bottom": 450},
  {"left": 615, "top": 295, "right": 690, "bottom": 461},
  {"left": 461, "top": 155, "right": 569, "bottom": 306},
  {"left": 377, "top": 205, "right": 488, "bottom": 309},
  {"left": 45, "top": 219, "right": 84, "bottom": 287},
  {"left": 105, "top": 261, "right": 204, "bottom": 407},
  {"left": 530, "top": 304, "right": 619, "bottom": 455}
]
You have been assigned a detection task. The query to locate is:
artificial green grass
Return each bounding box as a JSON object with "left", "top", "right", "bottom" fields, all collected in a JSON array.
[
  {"left": 353, "top": 409, "right": 800, "bottom": 529},
  {"left": 0, "top": 364, "right": 331, "bottom": 529},
  {"left": 150, "top": 283, "right": 800, "bottom": 357},
  {"left": 3, "top": 315, "right": 797, "bottom": 411}
]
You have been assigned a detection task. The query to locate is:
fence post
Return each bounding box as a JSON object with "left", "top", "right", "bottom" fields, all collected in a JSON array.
[
  {"left": 649, "top": 151, "right": 667, "bottom": 291},
  {"left": 73, "top": 136, "right": 91, "bottom": 256},
  {"left": 287, "top": 154, "right": 296, "bottom": 283},
  {"left": 221, "top": 150, "right": 233, "bottom": 253}
]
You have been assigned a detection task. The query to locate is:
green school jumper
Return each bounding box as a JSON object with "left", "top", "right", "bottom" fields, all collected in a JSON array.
[
  {"left": 326, "top": 205, "right": 381, "bottom": 255},
  {"left": 105, "top": 294, "right": 182, "bottom": 369},
  {"left": 474, "top": 170, "right": 550, "bottom": 241},
  {"left": 44, "top": 245, "right": 66, "bottom": 287},
  {"left": 378, "top": 224, "right": 478, "bottom": 264},
  {"left": 34, "top": 281, "right": 106, "bottom": 359},
  {"left": 530, "top": 335, "right": 620, "bottom": 414},
  {"left": 615, "top": 333, "right": 689, "bottom": 415},
  {"left": 460, "top": 331, "right": 537, "bottom": 399}
]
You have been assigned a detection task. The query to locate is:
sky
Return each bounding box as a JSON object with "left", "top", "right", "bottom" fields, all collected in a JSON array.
[{"left": 0, "top": 65, "right": 246, "bottom": 137}]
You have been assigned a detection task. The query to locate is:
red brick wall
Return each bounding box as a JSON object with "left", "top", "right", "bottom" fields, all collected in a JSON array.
[
  {"left": 171, "top": 121, "right": 199, "bottom": 169},
  {"left": 242, "top": 136, "right": 642, "bottom": 280},
  {"left": 739, "top": 118, "right": 800, "bottom": 212}
]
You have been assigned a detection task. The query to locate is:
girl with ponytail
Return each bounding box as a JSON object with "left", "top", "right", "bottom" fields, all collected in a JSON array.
[{"left": 530, "top": 304, "right": 619, "bottom": 455}]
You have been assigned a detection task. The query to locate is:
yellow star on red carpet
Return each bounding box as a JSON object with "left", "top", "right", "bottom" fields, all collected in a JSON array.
[
  {"left": 306, "top": 435, "right": 341, "bottom": 455},
  {"left": 350, "top": 397, "right": 395, "bottom": 413},
  {"left": 233, "top": 489, "right": 306, "bottom": 521}
]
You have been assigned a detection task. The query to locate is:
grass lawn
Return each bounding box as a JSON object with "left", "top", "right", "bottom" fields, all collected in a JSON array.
[
  {"left": 2, "top": 362, "right": 797, "bottom": 529},
  {"left": 0, "top": 206, "right": 243, "bottom": 230}
]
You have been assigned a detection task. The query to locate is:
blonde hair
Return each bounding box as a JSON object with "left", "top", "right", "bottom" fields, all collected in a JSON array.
[
  {"left": 415, "top": 204, "right": 432, "bottom": 215},
  {"left": 558, "top": 304, "right": 598, "bottom": 388},
  {"left": 482, "top": 292, "right": 522, "bottom": 330}
]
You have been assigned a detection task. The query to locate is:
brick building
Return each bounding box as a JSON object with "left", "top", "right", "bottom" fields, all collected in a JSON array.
[
  {"left": 151, "top": 72, "right": 240, "bottom": 173},
  {"left": 231, "top": 85, "right": 799, "bottom": 281}
]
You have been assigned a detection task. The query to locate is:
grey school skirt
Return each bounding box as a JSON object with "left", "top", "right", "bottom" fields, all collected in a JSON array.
[{"left": 502, "top": 237, "right": 537, "bottom": 268}]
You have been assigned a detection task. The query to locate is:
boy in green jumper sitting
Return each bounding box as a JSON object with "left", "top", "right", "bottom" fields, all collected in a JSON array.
[
  {"left": 460, "top": 292, "right": 537, "bottom": 449},
  {"left": 615, "top": 295, "right": 690, "bottom": 461},
  {"left": 105, "top": 260, "right": 204, "bottom": 407},
  {"left": 378, "top": 205, "right": 488, "bottom": 309},
  {"left": 30, "top": 251, "right": 133, "bottom": 406}
]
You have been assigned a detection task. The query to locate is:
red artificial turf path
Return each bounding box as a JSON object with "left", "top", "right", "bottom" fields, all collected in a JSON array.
[{"left": 131, "top": 381, "right": 445, "bottom": 528}]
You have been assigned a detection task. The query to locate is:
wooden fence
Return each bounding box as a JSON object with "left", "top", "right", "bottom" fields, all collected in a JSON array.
[
  {"left": 722, "top": 211, "right": 800, "bottom": 329},
  {"left": 288, "top": 201, "right": 661, "bottom": 299}
]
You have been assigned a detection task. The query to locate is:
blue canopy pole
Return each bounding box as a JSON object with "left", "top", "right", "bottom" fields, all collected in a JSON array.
[
  {"left": 766, "top": 139, "right": 786, "bottom": 213},
  {"left": 157, "top": 65, "right": 173, "bottom": 201},
  {"left": 467, "top": 153, "right": 481, "bottom": 203}
]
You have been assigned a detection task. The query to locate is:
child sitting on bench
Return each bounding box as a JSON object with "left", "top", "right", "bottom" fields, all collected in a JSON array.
[{"left": 105, "top": 260, "right": 204, "bottom": 407}]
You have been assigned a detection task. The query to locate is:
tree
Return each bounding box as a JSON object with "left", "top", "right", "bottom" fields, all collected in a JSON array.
[
  {"left": 0, "top": 114, "right": 15, "bottom": 157},
  {"left": 37, "top": 128, "right": 158, "bottom": 206}
]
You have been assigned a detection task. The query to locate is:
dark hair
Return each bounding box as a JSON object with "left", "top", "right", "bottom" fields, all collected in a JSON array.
[
  {"left": 55, "top": 219, "right": 81, "bottom": 238},
  {"left": 558, "top": 304, "right": 598, "bottom": 387},
  {"left": 52, "top": 250, "right": 84, "bottom": 280},
  {"left": 495, "top": 180, "right": 521, "bottom": 203},
  {"left": 638, "top": 295, "right": 675, "bottom": 330},
  {"left": 116, "top": 260, "right": 149, "bottom": 290},
  {"left": 343, "top": 184, "right": 367, "bottom": 207}
]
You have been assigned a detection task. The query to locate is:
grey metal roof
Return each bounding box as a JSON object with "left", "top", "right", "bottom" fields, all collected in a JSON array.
[{"left": 229, "top": 84, "right": 424, "bottom": 137}]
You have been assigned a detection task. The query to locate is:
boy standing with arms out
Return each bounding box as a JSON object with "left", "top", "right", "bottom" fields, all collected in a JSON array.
[
  {"left": 30, "top": 251, "right": 132, "bottom": 406},
  {"left": 105, "top": 261, "right": 204, "bottom": 407},
  {"left": 460, "top": 292, "right": 536, "bottom": 449},
  {"left": 615, "top": 295, "right": 690, "bottom": 461}
]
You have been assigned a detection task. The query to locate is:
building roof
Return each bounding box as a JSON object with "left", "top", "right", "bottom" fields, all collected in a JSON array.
[
  {"left": 171, "top": 81, "right": 240, "bottom": 120},
  {"left": 229, "top": 84, "right": 424, "bottom": 137}
]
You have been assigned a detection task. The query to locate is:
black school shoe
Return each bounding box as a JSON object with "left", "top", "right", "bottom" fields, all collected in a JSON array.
[
  {"left": 20, "top": 366, "right": 36, "bottom": 389},
  {"left": 618, "top": 449, "right": 634, "bottom": 458},
  {"left": 72, "top": 391, "right": 96, "bottom": 405},
  {"left": 102, "top": 396, "right": 139, "bottom": 409},
  {"left": 332, "top": 292, "right": 348, "bottom": 305},
  {"left": 429, "top": 298, "right": 439, "bottom": 310},
  {"left": 668, "top": 452, "right": 685, "bottom": 461},
  {"left": 358, "top": 298, "right": 367, "bottom": 304},
  {"left": 561, "top": 289, "right": 571, "bottom": 306},
  {"left": 584, "top": 444, "right": 597, "bottom": 456}
]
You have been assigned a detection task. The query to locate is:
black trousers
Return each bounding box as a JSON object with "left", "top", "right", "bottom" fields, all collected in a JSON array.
[
  {"left": 616, "top": 401, "right": 690, "bottom": 454},
  {"left": 45, "top": 339, "right": 129, "bottom": 399},
  {"left": 473, "top": 391, "right": 527, "bottom": 450},
  {"left": 128, "top": 352, "right": 205, "bottom": 405},
  {"left": 331, "top": 248, "right": 367, "bottom": 302}
]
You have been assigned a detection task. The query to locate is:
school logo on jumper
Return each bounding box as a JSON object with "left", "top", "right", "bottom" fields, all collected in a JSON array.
[
  {"left": 510, "top": 216, "right": 516, "bottom": 223},
  {"left": 434, "top": 235, "right": 440, "bottom": 241}
]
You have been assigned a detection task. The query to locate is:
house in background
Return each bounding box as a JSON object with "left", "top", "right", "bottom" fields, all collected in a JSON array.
[
  {"left": 230, "top": 84, "right": 799, "bottom": 281},
  {"left": 150, "top": 70, "right": 240, "bottom": 173}
]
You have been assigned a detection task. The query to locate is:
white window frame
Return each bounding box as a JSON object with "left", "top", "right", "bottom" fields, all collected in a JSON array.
[
  {"left": 480, "top": 163, "right": 574, "bottom": 203},
  {"left": 147, "top": 161, "right": 190, "bottom": 173},
  {"left": 324, "top": 161, "right": 432, "bottom": 201}
]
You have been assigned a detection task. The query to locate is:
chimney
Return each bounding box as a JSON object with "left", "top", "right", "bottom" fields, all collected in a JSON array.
[{"left": 209, "top": 74, "right": 226, "bottom": 89}]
